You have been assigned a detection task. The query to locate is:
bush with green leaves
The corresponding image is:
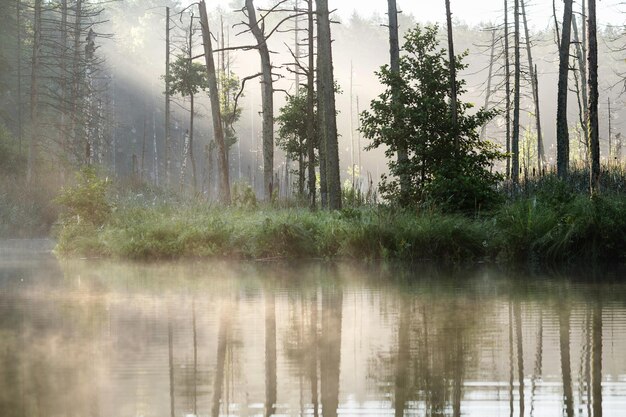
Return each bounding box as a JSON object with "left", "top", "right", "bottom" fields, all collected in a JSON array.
[
  {"left": 361, "top": 24, "right": 504, "bottom": 212},
  {"left": 56, "top": 167, "right": 112, "bottom": 226},
  {"left": 231, "top": 181, "right": 258, "bottom": 210}
]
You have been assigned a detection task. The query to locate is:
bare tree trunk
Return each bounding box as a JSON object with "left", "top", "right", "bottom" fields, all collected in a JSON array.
[
  {"left": 141, "top": 114, "right": 147, "bottom": 182},
  {"left": 245, "top": 0, "right": 275, "bottom": 201},
  {"left": 512, "top": 0, "right": 521, "bottom": 184},
  {"left": 552, "top": 0, "right": 561, "bottom": 46},
  {"left": 588, "top": 0, "right": 600, "bottom": 195},
  {"left": 557, "top": 0, "right": 574, "bottom": 179},
  {"left": 152, "top": 107, "right": 159, "bottom": 187},
  {"left": 190, "top": 92, "right": 197, "bottom": 191},
  {"left": 388, "top": 0, "right": 409, "bottom": 203},
  {"left": 199, "top": 0, "right": 231, "bottom": 204},
  {"left": 572, "top": 12, "right": 589, "bottom": 162},
  {"left": 445, "top": 0, "right": 459, "bottom": 154},
  {"left": 27, "top": 0, "right": 42, "bottom": 184},
  {"left": 480, "top": 29, "right": 496, "bottom": 141},
  {"left": 504, "top": 0, "right": 511, "bottom": 179},
  {"left": 70, "top": 0, "right": 83, "bottom": 164},
  {"left": 16, "top": 0, "right": 22, "bottom": 153},
  {"left": 316, "top": 24, "right": 328, "bottom": 209},
  {"left": 521, "top": 0, "right": 545, "bottom": 174},
  {"left": 188, "top": 22, "right": 197, "bottom": 192},
  {"left": 165, "top": 7, "right": 172, "bottom": 188},
  {"left": 59, "top": 0, "right": 68, "bottom": 177},
  {"left": 306, "top": 0, "right": 316, "bottom": 209},
  {"left": 317, "top": 0, "right": 342, "bottom": 210},
  {"left": 606, "top": 97, "right": 613, "bottom": 168}
]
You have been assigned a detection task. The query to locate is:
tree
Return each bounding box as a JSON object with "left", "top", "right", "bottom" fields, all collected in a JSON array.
[
  {"left": 218, "top": 70, "right": 243, "bottom": 159},
  {"left": 199, "top": 0, "right": 231, "bottom": 204},
  {"left": 361, "top": 25, "right": 504, "bottom": 212},
  {"left": 316, "top": 0, "right": 342, "bottom": 210},
  {"left": 557, "top": 0, "right": 574, "bottom": 179},
  {"left": 588, "top": 0, "right": 600, "bottom": 195},
  {"left": 165, "top": 55, "right": 208, "bottom": 192},
  {"left": 27, "top": 0, "right": 42, "bottom": 184},
  {"left": 521, "top": 0, "right": 546, "bottom": 175},
  {"left": 512, "top": 0, "right": 521, "bottom": 184},
  {"left": 244, "top": 0, "right": 276, "bottom": 201},
  {"left": 504, "top": 0, "right": 511, "bottom": 178},
  {"left": 276, "top": 87, "right": 316, "bottom": 197},
  {"left": 306, "top": 0, "right": 316, "bottom": 208},
  {"left": 445, "top": 0, "right": 459, "bottom": 148},
  {"left": 388, "top": 0, "right": 410, "bottom": 204}
]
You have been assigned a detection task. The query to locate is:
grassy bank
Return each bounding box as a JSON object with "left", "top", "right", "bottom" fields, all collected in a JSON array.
[{"left": 55, "top": 192, "right": 626, "bottom": 263}]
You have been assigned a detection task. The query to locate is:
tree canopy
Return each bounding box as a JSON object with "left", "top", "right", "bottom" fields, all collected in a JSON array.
[{"left": 361, "top": 24, "right": 504, "bottom": 212}]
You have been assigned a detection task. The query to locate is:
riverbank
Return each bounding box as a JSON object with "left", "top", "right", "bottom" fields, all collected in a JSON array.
[{"left": 55, "top": 191, "right": 626, "bottom": 263}]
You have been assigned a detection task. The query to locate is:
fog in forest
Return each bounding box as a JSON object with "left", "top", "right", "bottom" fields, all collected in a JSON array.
[{"left": 96, "top": 0, "right": 626, "bottom": 191}]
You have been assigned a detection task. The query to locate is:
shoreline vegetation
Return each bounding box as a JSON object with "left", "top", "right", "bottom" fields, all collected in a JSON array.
[{"left": 54, "top": 168, "right": 626, "bottom": 264}]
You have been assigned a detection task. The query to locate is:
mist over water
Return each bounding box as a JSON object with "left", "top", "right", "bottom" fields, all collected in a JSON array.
[{"left": 1, "top": 246, "right": 625, "bottom": 417}]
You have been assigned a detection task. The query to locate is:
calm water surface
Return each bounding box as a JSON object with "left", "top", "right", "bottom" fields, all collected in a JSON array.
[{"left": 1, "top": 241, "right": 625, "bottom": 417}]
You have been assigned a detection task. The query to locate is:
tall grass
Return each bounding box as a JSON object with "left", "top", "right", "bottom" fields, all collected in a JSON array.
[{"left": 54, "top": 166, "right": 626, "bottom": 264}]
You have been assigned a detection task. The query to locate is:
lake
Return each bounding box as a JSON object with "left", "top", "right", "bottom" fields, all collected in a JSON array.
[{"left": 0, "top": 240, "right": 625, "bottom": 417}]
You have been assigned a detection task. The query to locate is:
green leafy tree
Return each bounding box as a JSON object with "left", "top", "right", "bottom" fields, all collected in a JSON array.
[
  {"left": 165, "top": 55, "right": 209, "bottom": 98},
  {"left": 361, "top": 25, "right": 504, "bottom": 212},
  {"left": 276, "top": 87, "right": 318, "bottom": 196},
  {"left": 218, "top": 70, "right": 242, "bottom": 151}
]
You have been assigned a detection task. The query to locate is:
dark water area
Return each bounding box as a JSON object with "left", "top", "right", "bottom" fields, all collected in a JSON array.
[{"left": 0, "top": 242, "right": 625, "bottom": 417}]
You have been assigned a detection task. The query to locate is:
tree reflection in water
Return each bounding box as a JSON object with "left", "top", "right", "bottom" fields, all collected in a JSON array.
[{"left": 0, "top": 259, "right": 623, "bottom": 417}]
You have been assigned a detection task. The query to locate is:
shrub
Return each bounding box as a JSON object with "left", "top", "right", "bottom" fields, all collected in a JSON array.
[{"left": 56, "top": 167, "right": 112, "bottom": 226}]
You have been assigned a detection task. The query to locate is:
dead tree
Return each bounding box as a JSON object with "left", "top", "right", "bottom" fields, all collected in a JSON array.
[
  {"left": 504, "top": 0, "right": 511, "bottom": 178},
  {"left": 317, "top": 0, "right": 341, "bottom": 210},
  {"left": 512, "top": 0, "right": 521, "bottom": 184},
  {"left": 521, "top": 0, "right": 546, "bottom": 174},
  {"left": 199, "top": 0, "right": 231, "bottom": 204},
  {"left": 306, "top": 0, "right": 316, "bottom": 208},
  {"left": 165, "top": 6, "right": 172, "bottom": 187},
  {"left": 588, "top": 0, "right": 600, "bottom": 194},
  {"left": 480, "top": 30, "right": 496, "bottom": 142},
  {"left": 445, "top": 0, "right": 459, "bottom": 155},
  {"left": 557, "top": 0, "right": 574, "bottom": 179},
  {"left": 388, "top": 0, "right": 409, "bottom": 203},
  {"left": 27, "top": 0, "right": 42, "bottom": 184},
  {"left": 572, "top": 2, "right": 589, "bottom": 161},
  {"left": 243, "top": 0, "right": 276, "bottom": 200}
]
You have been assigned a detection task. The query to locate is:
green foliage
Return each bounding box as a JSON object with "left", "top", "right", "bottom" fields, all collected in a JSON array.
[
  {"left": 55, "top": 178, "right": 626, "bottom": 263},
  {"left": 56, "top": 167, "right": 112, "bottom": 226},
  {"left": 231, "top": 181, "right": 258, "bottom": 210},
  {"left": 219, "top": 69, "right": 243, "bottom": 150},
  {"left": 276, "top": 87, "right": 315, "bottom": 164},
  {"left": 164, "top": 55, "right": 208, "bottom": 98},
  {"left": 361, "top": 24, "right": 504, "bottom": 212}
]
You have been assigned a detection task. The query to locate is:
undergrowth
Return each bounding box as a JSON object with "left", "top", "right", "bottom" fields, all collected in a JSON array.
[{"left": 54, "top": 169, "right": 626, "bottom": 264}]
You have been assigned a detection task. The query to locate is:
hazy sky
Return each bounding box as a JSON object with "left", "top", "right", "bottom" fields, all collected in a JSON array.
[{"left": 207, "top": 0, "right": 624, "bottom": 28}]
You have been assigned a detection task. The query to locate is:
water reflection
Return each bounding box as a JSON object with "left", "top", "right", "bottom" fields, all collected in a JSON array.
[{"left": 1, "top": 254, "right": 625, "bottom": 417}]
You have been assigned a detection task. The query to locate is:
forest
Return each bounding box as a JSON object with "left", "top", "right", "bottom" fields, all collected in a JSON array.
[
  {"left": 3, "top": 2, "right": 626, "bottom": 417},
  {"left": 1, "top": 0, "right": 625, "bottom": 262}
]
